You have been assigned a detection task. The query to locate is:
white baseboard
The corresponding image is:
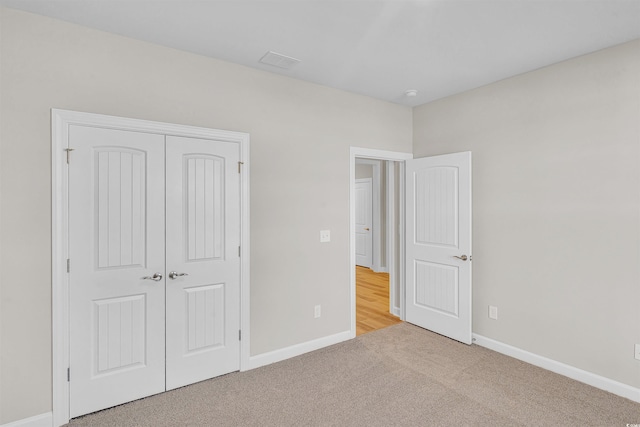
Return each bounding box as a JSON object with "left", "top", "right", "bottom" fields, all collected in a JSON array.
[
  {"left": 1, "top": 412, "right": 52, "bottom": 427},
  {"left": 391, "top": 307, "right": 400, "bottom": 317},
  {"left": 247, "top": 330, "right": 352, "bottom": 371},
  {"left": 472, "top": 334, "right": 640, "bottom": 403}
]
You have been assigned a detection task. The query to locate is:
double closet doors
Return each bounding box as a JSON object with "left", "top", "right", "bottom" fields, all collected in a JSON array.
[{"left": 68, "top": 125, "right": 240, "bottom": 418}]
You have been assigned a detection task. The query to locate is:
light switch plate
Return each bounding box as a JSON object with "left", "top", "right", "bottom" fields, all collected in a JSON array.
[{"left": 320, "top": 230, "right": 330, "bottom": 243}]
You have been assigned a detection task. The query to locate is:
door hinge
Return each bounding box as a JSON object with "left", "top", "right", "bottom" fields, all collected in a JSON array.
[
  {"left": 67, "top": 367, "right": 70, "bottom": 382},
  {"left": 238, "top": 246, "right": 241, "bottom": 257},
  {"left": 66, "top": 259, "right": 70, "bottom": 273},
  {"left": 239, "top": 330, "right": 241, "bottom": 341},
  {"left": 237, "top": 161, "right": 244, "bottom": 173},
  {"left": 64, "top": 148, "right": 75, "bottom": 164}
]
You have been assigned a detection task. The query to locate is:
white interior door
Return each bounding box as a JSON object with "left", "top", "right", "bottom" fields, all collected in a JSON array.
[
  {"left": 165, "top": 136, "right": 240, "bottom": 390},
  {"left": 68, "top": 126, "right": 241, "bottom": 417},
  {"left": 355, "top": 179, "right": 373, "bottom": 268},
  {"left": 405, "top": 152, "right": 472, "bottom": 344},
  {"left": 68, "top": 126, "right": 166, "bottom": 417}
]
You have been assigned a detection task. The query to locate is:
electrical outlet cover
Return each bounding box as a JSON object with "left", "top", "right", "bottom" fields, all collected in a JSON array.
[{"left": 488, "top": 305, "right": 498, "bottom": 320}]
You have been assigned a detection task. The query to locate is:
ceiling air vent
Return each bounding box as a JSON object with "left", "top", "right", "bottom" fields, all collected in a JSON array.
[{"left": 259, "top": 51, "right": 301, "bottom": 70}]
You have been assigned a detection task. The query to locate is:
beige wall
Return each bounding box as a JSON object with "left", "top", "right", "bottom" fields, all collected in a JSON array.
[
  {"left": 0, "top": 8, "right": 412, "bottom": 423},
  {"left": 0, "top": 6, "right": 4, "bottom": 422},
  {"left": 413, "top": 40, "right": 640, "bottom": 389},
  {"left": 355, "top": 164, "right": 373, "bottom": 179}
]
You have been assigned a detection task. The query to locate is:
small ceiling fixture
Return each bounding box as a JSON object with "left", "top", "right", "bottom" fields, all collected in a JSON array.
[
  {"left": 405, "top": 89, "right": 418, "bottom": 97},
  {"left": 259, "top": 51, "right": 301, "bottom": 70}
]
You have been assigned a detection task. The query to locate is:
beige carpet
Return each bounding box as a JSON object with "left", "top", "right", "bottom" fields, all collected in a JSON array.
[{"left": 68, "top": 323, "right": 639, "bottom": 426}]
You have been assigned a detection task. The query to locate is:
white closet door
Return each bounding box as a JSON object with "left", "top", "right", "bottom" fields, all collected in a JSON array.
[
  {"left": 165, "top": 136, "right": 241, "bottom": 390},
  {"left": 68, "top": 125, "right": 166, "bottom": 417}
]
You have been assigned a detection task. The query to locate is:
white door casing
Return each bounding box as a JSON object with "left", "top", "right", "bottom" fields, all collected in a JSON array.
[
  {"left": 165, "top": 136, "right": 240, "bottom": 390},
  {"left": 53, "top": 109, "right": 250, "bottom": 427},
  {"left": 405, "top": 152, "right": 472, "bottom": 344},
  {"left": 68, "top": 126, "right": 167, "bottom": 417},
  {"left": 355, "top": 178, "right": 373, "bottom": 268}
]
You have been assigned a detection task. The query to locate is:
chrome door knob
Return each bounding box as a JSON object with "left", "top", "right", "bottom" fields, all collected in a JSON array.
[
  {"left": 453, "top": 255, "right": 468, "bottom": 261},
  {"left": 168, "top": 271, "right": 189, "bottom": 280},
  {"left": 142, "top": 273, "right": 163, "bottom": 281}
]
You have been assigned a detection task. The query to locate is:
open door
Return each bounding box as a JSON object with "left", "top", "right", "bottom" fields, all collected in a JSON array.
[{"left": 405, "top": 152, "right": 472, "bottom": 344}]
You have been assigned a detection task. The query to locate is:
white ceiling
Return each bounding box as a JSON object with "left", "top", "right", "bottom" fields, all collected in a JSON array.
[{"left": 2, "top": 0, "right": 639, "bottom": 107}]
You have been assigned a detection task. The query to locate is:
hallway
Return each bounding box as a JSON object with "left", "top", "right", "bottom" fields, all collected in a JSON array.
[{"left": 355, "top": 266, "right": 402, "bottom": 335}]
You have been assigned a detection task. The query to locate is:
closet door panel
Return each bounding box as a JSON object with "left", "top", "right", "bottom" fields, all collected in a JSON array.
[
  {"left": 165, "top": 136, "right": 241, "bottom": 390},
  {"left": 68, "top": 125, "right": 166, "bottom": 417}
]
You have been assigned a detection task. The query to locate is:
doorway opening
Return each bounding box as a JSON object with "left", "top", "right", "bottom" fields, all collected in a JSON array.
[
  {"left": 350, "top": 148, "right": 473, "bottom": 344},
  {"left": 350, "top": 148, "right": 413, "bottom": 337}
]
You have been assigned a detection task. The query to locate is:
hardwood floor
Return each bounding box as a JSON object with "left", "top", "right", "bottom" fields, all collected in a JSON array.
[{"left": 356, "top": 266, "right": 402, "bottom": 336}]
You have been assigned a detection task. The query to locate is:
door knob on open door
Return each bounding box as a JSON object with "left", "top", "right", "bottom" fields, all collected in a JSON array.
[
  {"left": 453, "top": 255, "right": 468, "bottom": 261},
  {"left": 168, "top": 271, "right": 189, "bottom": 280}
]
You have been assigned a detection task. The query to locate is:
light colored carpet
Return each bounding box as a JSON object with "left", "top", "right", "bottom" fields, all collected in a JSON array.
[{"left": 68, "top": 323, "right": 639, "bottom": 426}]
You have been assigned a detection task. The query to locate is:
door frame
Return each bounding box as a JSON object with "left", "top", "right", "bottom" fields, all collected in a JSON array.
[
  {"left": 51, "top": 109, "right": 251, "bottom": 427},
  {"left": 349, "top": 147, "right": 412, "bottom": 337},
  {"left": 385, "top": 160, "right": 399, "bottom": 317}
]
